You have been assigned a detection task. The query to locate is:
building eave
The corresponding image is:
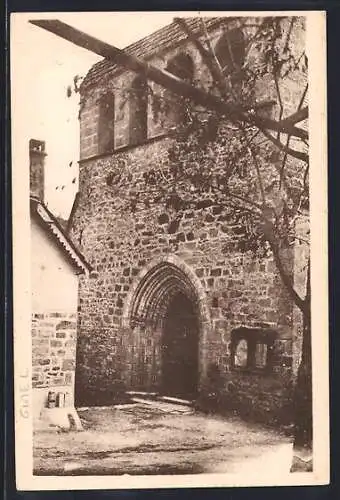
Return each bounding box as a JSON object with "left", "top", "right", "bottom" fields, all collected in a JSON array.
[{"left": 30, "top": 197, "right": 92, "bottom": 275}]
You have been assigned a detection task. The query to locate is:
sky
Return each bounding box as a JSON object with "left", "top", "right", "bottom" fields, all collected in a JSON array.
[{"left": 11, "top": 12, "right": 177, "bottom": 218}]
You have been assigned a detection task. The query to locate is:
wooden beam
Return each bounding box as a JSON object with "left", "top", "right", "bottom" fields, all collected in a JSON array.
[{"left": 29, "top": 19, "right": 308, "bottom": 142}]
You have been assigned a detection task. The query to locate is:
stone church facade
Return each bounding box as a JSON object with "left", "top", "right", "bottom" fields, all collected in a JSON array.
[{"left": 69, "top": 17, "right": 308, "bottom": 418}]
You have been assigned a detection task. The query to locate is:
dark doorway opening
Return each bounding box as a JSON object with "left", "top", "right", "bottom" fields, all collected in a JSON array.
[{"left": 161, "top": 292, "right": 199, "bottom": 399}]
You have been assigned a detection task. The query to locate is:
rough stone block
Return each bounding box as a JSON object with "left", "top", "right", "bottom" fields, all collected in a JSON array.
[
  {"left": 72, "top": 23, "right": 304, "bottom": 420},
  {"left": 51, "top": 340, "right": 63, "bottom": 348},
  {"left": 62, "top": 359, "right": 75, "bottom": 371}
]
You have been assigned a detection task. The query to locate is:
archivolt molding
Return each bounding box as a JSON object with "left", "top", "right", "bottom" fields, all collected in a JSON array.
[{"left": 122, "top": 254, "right": 211, "bottom": 329}]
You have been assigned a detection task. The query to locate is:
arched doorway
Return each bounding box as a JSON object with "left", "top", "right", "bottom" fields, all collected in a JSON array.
[
  {"left": 162, "top": 292, "right": 199, "bottom": 398},
  {"left": 122, "top": 256, "right": 210, "bottom": 398}
]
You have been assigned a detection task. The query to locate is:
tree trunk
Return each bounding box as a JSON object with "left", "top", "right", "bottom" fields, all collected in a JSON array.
[{"left": 290, "top": 262, "right": 312, "bottom": 472}]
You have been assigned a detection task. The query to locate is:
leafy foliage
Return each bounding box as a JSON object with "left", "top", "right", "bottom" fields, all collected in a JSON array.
[
  {"left": 67, "top": 14, "right": 312, "bottom": 457},
  {"left": 73, "top": 16, "right": 309, "bottom": 309}
]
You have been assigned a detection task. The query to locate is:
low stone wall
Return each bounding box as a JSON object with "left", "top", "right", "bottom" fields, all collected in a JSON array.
[
  {"left": 198, "top": 370, "right": 294, "bottom": 428},
  {"left": 31, "top": 312, "right": 77, "bottom": 413}
]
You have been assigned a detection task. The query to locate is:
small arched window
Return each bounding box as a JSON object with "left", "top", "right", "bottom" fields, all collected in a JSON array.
[
  {"left": 215, "top": 28, "right": 246, "bottom": 74},
  {"left": 164, "top": 52, "right": 194, "bottom": 125},
  {"left": 129, "top": 76, "right": 148, "bottom": 146},
  {"left": 166, "top": 52, "right": 194, "bottom": 82},
  {"left": 98, "top": 93, "right": 115, "bottom": 154},
  {"left": 230, "top": 327, "right": 276, "bottom": 373}
]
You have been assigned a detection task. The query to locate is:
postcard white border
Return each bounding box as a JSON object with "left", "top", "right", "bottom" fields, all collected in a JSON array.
[{"left": 11, "top": 10, "right": 329, "bottom": 490}]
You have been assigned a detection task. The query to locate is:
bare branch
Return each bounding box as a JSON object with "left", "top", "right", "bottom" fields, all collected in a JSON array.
[
  {"left": 174, "top": 17, "right": 228, "bottom": 97},
  {"left": 242, "top": 129, "right": 266, "bottom": 205},
  {"left": 283, "top": 17, "right": 295, "bottom": 53},
  {"left": 209, "top": 184, "right": 264, "bottom": 213},
  {"left": 273, "top": 72, "right": 284, "bottom": 138},
  {"left": 265, "top": 227, "right": 306, "bottom": 312},
  {"left": 200, "top": 18, "right": 225, "bottom": 77},
  {"left": 279, "top": 83, "right": 308, "bottom": 187},
  {"left": 279, "top": 106, "right": 308, "bottom": 127},
  {"left": 260, "top": 129, "right": 309, "bottom": 163}
]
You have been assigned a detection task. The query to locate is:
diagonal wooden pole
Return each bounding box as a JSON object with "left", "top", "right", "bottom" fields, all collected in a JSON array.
[{"left": 30, "top": 19, "right": 308, "bottom": 149}]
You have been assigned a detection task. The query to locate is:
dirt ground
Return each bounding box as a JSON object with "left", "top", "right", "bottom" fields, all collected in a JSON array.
[{"left": 33, "top": 403, "right": 293, "bottom": 476}]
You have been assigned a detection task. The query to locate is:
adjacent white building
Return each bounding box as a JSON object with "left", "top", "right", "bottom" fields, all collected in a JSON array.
[{"left": 29, "top": 139, "right": 90, "bottom": 425}]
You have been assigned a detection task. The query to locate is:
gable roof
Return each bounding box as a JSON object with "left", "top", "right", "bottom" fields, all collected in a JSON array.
[
  {"left": 82, "top": 17, "right": 228, "bottom": 90},
  {"left": 30, "top": 197, "right": 91, "bottom": 275}
]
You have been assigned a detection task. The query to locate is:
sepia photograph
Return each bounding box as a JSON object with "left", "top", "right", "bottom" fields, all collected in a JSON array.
[{"left": 11, "top": 10, "right": 329, "bottom": 490}]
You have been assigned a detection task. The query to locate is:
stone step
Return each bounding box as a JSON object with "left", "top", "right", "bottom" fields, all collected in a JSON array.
[
  {"left": 131, "top": 397, "right": 158, "bottom": 406},
  {"left": 131, "top": 397, "right": 193, "bottom": 414},
  {"left": 127, "top": 391, "right": 194, "bottom": 406},
  {"left": 126, "top": 391, "right": 158, "bottom": 398},
  {"left": 158, "top": 395, "right": 193, "bottom": 406},
  {"left": 78, "top": 403, "right": 139, "bottom": 411}
]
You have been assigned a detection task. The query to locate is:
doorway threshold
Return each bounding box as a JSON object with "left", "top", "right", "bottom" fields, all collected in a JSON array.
[
  {"left": 126, "top": 391, "right": 195, "bottom": 408},
  {"left": 126, "top": 391, "right": 158, "bottom": 399},
  {"left": 130, "top": 397, "right": 194, "bottom": 414},
  {"left": 159, "top": 395, "right": 194, "bottom": 406}
]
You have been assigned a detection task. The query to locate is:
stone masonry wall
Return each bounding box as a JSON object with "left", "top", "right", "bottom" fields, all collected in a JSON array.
[
  {"left": 32, "top": 312, "right": 77, "bottom": 389},
  {"left": 71, "top": 17, "right": 307, "bottom": 420},
  {"left": 79, "top": 16, "right": 306, "bottom": 161},
  {"left": 31, "top": 217, "right": 80, "bottom": 416},
  {"left": 71, "top": 135, "right": 295, "bottom": 412}
]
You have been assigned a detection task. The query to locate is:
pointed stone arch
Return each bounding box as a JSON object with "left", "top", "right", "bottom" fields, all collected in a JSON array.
[
  {"left": 122, "top": 255, "right": 211, "bottom": 392},
  {"left": 122, "top": 255, "right": 211, "bottom": 329}
]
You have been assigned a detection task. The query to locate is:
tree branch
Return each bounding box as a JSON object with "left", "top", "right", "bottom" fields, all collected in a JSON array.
[
  {"left": 260, "top": 129, "right": 309, "bottom": 163},
  {"left": 279, "top": 106, "right": 308, "bottom": 127},
  {"left": 174, "top": 16, "right": 228, "bottom": 97},
  {"left": 279, "top": 84, "right": 308, "bottom": 188},
  {"left": 242, "top": 129, "right": 267, "bottom": 205},
  {"left": 265, "top": 227, "right": 306, "bottom": 312},
  {"left": 30, "top": 19, "right": 308, "bottom": 142}
]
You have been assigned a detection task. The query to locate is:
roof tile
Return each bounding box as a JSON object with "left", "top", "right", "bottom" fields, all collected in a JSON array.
[
  {"left": 30, "top": 197, "right": 91, "bottom": 274},
  {"left": 82, "top": 17, "right": 227, "bottom": 89}
]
